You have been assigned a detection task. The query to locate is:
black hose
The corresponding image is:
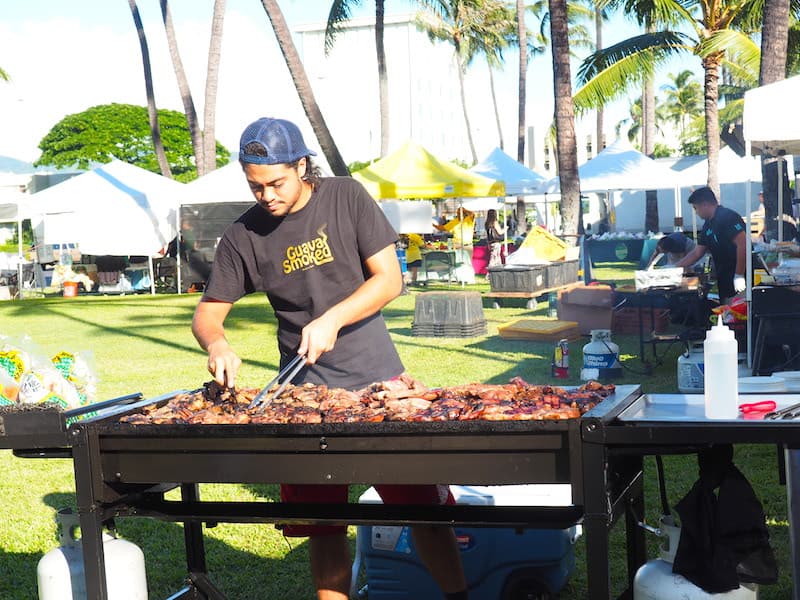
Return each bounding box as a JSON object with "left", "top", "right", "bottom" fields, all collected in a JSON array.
[{"left": 655, "top": 455, "right": 670, "bottom": 516}]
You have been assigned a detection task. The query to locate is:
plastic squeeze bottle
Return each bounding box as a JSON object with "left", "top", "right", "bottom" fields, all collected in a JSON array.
[{"left": 703, "top": 315, "right": 738, "bottom": 419}]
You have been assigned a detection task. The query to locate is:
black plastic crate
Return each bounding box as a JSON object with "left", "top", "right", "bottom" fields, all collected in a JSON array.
[
  {"left": 546, "top": 260, "right": 580, "bottom": 288},
  {"left": 487, "top": 266, "right": 547, "bottom": 293}
]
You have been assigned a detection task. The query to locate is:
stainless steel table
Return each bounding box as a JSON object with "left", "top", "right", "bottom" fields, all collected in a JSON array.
[{"left": 581, "top": 392, "right": 800, "bottom": 598}]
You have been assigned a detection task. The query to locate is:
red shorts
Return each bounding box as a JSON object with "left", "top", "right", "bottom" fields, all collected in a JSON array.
[{"left": 278, "top": 484, "right": 455, "bottom": 537}]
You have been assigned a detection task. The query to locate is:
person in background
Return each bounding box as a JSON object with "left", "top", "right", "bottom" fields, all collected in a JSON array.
[
  {"left": 647, "top": 231, "right": 697, "bottom": 268},
  {"left": 192, "top": 117, "right": 468, "bottom": 600},
  {"left": 674, "top": 186, "right": 746, "bottom": 305},
  {"left": 485, "top": 209, "right": 506, "bottom": 267},
  {"left": 402, "top": 233, "right": 425, "bottom": 285}
]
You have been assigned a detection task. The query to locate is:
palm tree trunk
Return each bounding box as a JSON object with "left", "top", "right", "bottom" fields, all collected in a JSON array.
[
  {"left": 759, "top": 0, "right": 791, "bottom": 241},
  {"left": 159, "top": 0, "right": 204, "bottom": 176},
  {"left": 455, "top": 51, "right": 478, "bottom": 165},
  {"left": 488, "top": 65, "right": 503, "bottom": 150},
  {"left": 516, "top": 0, "right": 526, "bottom": 163},
  {"left": 594, "top": 7, "right": 603, "bottom": 153},
  {"left": 128, "top": 0, "right": 172, "bottom": 178},
  {"left": 516, "top": 0, "right": 527, "bottom": 227},
  {"left": 376, "top": 0, "right": 390, "bottom": 157},
  {"left": 202, "top": 0, "right": 226, "bottom": 173},
  {"left": 702, "top": 53, "right": 722, "bottom": 199},
  {"left": 259, "top": 0, "right": 349, "bottom": 175},
  {"left": 643, "top": 73, "right": 658, "bottom": 233},
  {"left": 548, "top": 0, "right": 580, "bottom": 240}
]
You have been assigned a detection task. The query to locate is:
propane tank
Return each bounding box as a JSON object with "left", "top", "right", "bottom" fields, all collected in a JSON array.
[
  {"left": 703, "top": 315, "right": 738, "bottom": 419},
  {"left": 677, "top": 342, "right": 705, "bottom": 393},
  {"left": 37, "top": 508, "right": 147, "bottom": 600},
  {"left": 634, "top": 515, "right": 757, "bottom": 600},
  {"left": 580, "top": 329, "right": 622, "bottom": 381}
]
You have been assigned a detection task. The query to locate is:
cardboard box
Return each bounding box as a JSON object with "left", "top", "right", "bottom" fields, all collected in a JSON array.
[{"left": 557, "top": 284, "right": 614, "bottom": 335}]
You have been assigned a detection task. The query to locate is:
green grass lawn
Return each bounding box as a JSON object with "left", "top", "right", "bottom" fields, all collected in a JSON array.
[{"left": 0, "top": 267, "right": 792, "bottom": 599}]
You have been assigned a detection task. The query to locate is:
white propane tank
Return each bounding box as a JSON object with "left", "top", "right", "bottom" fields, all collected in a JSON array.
[
  {"left": 677, "top": 342, "right": 705, "bottom": 393},
  {"left": 37, "top": 508, "right": 148, "bottom": 600},
  {"left": 580, "top": 329, "right": 622, "bottom": 381},
  {"left": 634, "top": 515, "right": 758, "bottom": 600}
]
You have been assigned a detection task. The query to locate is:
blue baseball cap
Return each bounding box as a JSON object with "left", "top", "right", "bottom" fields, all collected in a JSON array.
[{"left": 239, "top": 117, "right": 317, "bottom": 165}]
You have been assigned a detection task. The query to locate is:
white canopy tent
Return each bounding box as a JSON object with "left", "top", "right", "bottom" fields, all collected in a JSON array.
[
  {"left": 742, "top": 75, "right": 800, "bottom": 368},
  {"left": 744, "top": 74, "right": 800, "bottom": 600},
  {"left": 31, "top": 161, "right": 183, "bottom": 294},
  {"left": 0, "top": 190, "right": 34, "bottom": 295},
  {"left": 540, "top": 138, "right": 682, "bottom": 233},
  {"left": 470, "top": 147, "right": 545, "bottom": 196}
]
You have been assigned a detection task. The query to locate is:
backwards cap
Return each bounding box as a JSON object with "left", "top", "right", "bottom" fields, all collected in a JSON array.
[{"left": 239, "top": 117, "right": 316, "bottom": 165}]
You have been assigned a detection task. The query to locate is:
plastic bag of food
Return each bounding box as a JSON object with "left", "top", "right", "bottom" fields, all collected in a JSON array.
[
  {"left": 18, "top": 365, "right": 82, "bottom": 409},
  {"left": 51, "top": 350, "right": 98, "bottom": 406},
  {"left": 0, "top": 370, "right": 19, "bottom": 405}
]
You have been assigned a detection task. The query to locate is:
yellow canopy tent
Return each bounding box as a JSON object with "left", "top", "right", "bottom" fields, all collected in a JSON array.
[{"left": 351, "top": 140, "right": 505, "bottom": 199}]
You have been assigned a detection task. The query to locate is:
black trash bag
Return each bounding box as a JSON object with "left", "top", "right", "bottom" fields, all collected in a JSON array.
[{"left": 672, "top": 444, "right": 778, "bottom": 593}]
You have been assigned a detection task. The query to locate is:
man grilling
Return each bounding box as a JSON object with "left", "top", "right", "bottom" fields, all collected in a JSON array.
[
  {"left": 674, "top": 186, "right": 747, "bottom": 306},
  {"left": 191, "top": 117, "right": 468, "bottom": 600}
]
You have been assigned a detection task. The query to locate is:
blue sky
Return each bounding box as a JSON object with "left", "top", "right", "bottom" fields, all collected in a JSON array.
[{"left": 0, "top": 1, "right": 696, "bottom": 162}]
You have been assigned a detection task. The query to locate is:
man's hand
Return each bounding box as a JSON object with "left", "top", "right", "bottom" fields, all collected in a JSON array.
[
  {"left": 299, "top": 311, "right": 342, "bottom": 365},
  {"left": 734, "top": 274, "right": 746, "bottom": 294},
  {"left": 206, "top": 338, "right": 242, "bottom": 388}
]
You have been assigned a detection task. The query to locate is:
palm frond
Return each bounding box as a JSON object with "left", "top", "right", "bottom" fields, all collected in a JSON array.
[
  {"left": 729, "top": 0, "right": 764, "bottom": 34},
  {"left": 324, "top": 0, "right": 363, "bottom": 55},
  {"left": 698, "top": 28, "right": 760, "bottom": 80},
  {"left": 718, "top": 98, "right": 744, "bottom": 132},
  {"left": 577, "top": 30, "right": 692, "bottom": 83},
  {"left": 574, "top": 46, "right": 683, "bottom": 115},
  {"left": 0, "top": 67, "right": 8, "bottom": 82}
]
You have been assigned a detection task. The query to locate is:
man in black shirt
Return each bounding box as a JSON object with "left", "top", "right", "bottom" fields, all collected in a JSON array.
[
  {"left": 191, "top": 117, "right": 467, "bottom": 600},
  {"left": 675, "top": 187, "right": 747, "bottom": 304}
]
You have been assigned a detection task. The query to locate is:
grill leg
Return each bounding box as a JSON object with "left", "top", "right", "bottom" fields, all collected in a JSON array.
[
  {"left": 72, "top": 428, "right": 110, "bottom": 600},
  {"left": 582, "top": 442, "right": 613, "bottom": 598},
  {"left": 181, "top": 484, "right": 209, "bottom": 575}
]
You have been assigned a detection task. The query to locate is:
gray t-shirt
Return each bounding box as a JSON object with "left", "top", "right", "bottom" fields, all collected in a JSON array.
[{"left": 203, "top": 177, "right": 403, "bottom": 390}]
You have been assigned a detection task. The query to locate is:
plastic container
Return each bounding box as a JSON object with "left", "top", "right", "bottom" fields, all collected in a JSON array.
[
  {"left": 677, "top": 342, "right": 704, "bottom": 393},
  {"left": 354, "top": 485, "right": 578, "bottom": 600},
  {"left": 772, "top": 258, "right": 800, "bottom": 285},
  {"left": 580, "top": 329, "right": 622, "bottom": 381},
  {"left": 487, "top": 265, "right": 547, "bottom": 292},
  {"left": 37, "top": 508, "right": 147, "bottom": 600},
  {"left": 62, "top": 282, "right": 78, "bottom": 298},
  {"left": 703, "top": 316, "right": 738, "bottom": 419},
  {"left": 412, "top": 291, "right": 487, "bottom": 338}
]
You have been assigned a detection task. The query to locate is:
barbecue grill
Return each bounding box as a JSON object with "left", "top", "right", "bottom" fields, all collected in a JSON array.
[{"left": 4, "top": 385, "right": 646, "bottom": 599}]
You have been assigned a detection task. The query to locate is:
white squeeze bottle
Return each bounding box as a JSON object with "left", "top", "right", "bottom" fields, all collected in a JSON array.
[{"left": 703, "top": 315, "right": 738, "bottom": 419}]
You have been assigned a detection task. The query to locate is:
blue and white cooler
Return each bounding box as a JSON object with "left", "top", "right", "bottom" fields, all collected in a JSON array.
[{"left": 352, "top": 484, "right": 580, "bottom": 599}]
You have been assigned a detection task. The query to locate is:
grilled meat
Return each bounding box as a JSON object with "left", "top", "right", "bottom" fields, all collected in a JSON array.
[{"left": 118, "top": 377, "right": 613, "bottom": 425}]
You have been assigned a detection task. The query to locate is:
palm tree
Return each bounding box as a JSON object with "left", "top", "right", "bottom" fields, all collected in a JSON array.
[
  {"left": 575, "top": 0, "right": 763, "bottom": 199},
  {"left": 415, "top": 0, "right": 511, "bottom": 164},
  {"left": 159, "top": 0, "right": 204, "bottom": 175},
  {"left": 548, "top": 0, "right": 580, "bottom": 239},
  {"left": 127, "top": 0, "right": 172, "bottom": 178},
  {"left": 325, "top": 0, "right": 391, "bottom": 157},
  {"left": 202, "top": 0, "right": 226, "bottom": 174},
  {"left": 258, "top": 0, "right": 350, "bottom": 175},
  {"left": 661, "top": 69, "right": 703, "bottom": 140},
  {"left": 759, "top": 0, "right": 792, "bottom": 241},
  {"left": 471, "top": 5, "right": 516, "bottom": 151},
  {"left": 516, "top": 0, "right": 527, "bottom": 165}
]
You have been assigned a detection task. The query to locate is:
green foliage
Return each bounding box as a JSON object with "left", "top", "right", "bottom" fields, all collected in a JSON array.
[
  {"left": 651, "top": 142, "right": 674, "bottom": 158},
  {"left": 348, "top": 158, "right": 379, "bottom": 173},
  {"left": 34, "top": 103, "right": 230, "bottom": 182}
]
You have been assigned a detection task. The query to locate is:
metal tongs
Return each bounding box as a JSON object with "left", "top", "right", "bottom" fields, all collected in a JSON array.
[
  {"left": 248, "top": 352, "right": 308, "bottom": 411},
  {"left": 764, "top": 401, "right": 800, "bottom": 420}
]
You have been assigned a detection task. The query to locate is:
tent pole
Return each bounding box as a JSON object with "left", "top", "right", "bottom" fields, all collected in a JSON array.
[
  {"left": 148, "top": 255, "right": 155, "bottom": 296},
  {"left": 176, "top": 210, "right": 182, "bottom": 295},
  {"left": 16, "top": 216, "right": 23, "bottom": 299},
  {"left": 745, "top": 152, "right": 753, "bottom": 370},
  {"left": 674, "top": 185, "right": 682, "bottom": 232},
  {"left": 779, "top": 159, "right": 785, "bottom": 245}
]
